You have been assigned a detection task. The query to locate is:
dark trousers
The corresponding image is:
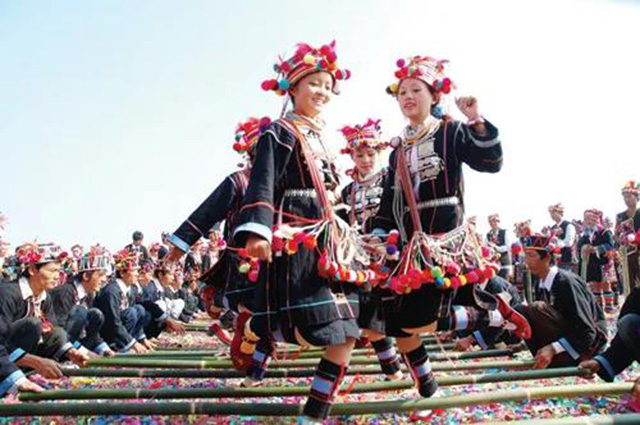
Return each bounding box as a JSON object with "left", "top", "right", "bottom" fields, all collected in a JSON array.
[
  {"left": 9, "top": 317, "right": 69, "bottom": 361},
  {"left": 596, "top": 313, "right": 640, "bottom": 381},
  {"left": 121, "top": 305, "right": 147, "bottom": 342},
  {"left": 66, "top": 306, "right": 105, "bottom": 350},
  {"left": 516, "top": 302, "right": 578, "bottom": 367}
]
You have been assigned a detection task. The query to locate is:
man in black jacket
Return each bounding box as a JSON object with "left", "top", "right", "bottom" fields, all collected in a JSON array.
[
  {"left": 580, "top": 287, "right": 640, "bottom": 383},
  {"left": 94, "top": 250, "right": 149, "bottom": 353},
  {"left": 50, "top": 245, "right": 114, "bottom": 357},
  {"left": 519, "top": 233, "right": 607, "bottom": 369},
  {"left": 0, "top": 243, "right": 88, "bottom": 397}
]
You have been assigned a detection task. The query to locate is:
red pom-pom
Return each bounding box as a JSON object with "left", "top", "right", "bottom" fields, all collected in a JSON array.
[
  {"left": 303, "top": 236, "right": 317, "bottom": 250},
  {"left": 450, "top": 276, "right": 461, "bottom": 288},
  {"left": 421, "top": 268, "right": 433, "bottom": 283},
  {"left": 280, "top": 62, "right": 291, "bottom": 73},
  {"left": 335, "top": 69, "right": 344, "bottom": 80},
  {"left": 259, "top": 117, "right": 271, "bottom": 127},
  {"left": 233, "top": 142, "right": 243, "bottom": 152},
  {"left": 387, "top": 230, "right": 400, "bottom": 245},
  {"left": 238, "top": 249, "right": 247, "bottom": 258},
  {"left": 287, "top": 239, "right": 298, "bottom": 253},
  {"left": 482, "top": 267, "right": 494, "bottom": 280},
  {"left": 320, "top": 45, "right": 331, "bottom": 56},
  {"left": 396, "top": 58, "right": 406, "bottom": 68},
  {"left": 294, "top": 232, "right": 306, "bottom": 244},
  {"left": 318, "top": 60, "right": 328, "bottom": 70},
  {"left": 261, "top": 80, "right": 272, "bottom": 91},
  {"left": 272, "top": 236, "right": 285, "bottom": 251},
  {"left": 395, "top": 70, "right": 403, "bottom": 79},
  {"left": 481, "top": 246, "right": 491, "bottom": 258},
  {"left": 445, "top": 262, "right": 461, "bottom": 276},
  {"left": 328, "top": 262, "right": 338, "bottom": 275},
  {"left": 318, "top": 255, "right": 329, "bottom": 271},
  {"left": 344, "top": 69, "right": 351, "bottom": 80},
  {"left": 326, "top": 51, "right": 337, "bottom": 63},
  {"left": 467, "top": 271, "right": 479, "bottom": 283},
  {"left": 248, "top": 270, "right": 259, "bottom": 282}
]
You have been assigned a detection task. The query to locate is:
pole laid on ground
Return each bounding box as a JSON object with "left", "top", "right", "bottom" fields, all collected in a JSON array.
[
  {"left": 21, "top": 367, "right": 589, "bottom": 402},
  {"left": 2, "top": 382, "right": 631, "bottom": 417},
  {"left": 89, "top": 348, "right": 515, "bottom": 369},
  {"left": 62, "top": 359, "right": 535, "bottom": 379}
]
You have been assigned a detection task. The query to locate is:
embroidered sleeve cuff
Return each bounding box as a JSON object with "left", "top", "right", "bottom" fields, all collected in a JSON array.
[
  {"left": 558, "top": 338, "right": 580, "bottom": 360},
  {"left": 551, "top": 341, "right": 566, "bottom": 355},
  {"left": 93, "top": 342, "right": 110, "bottom": 355},
  {"left": 594, "top": 355, "right": 616, "bottom": 382},
  {"left": 156, "top": 311, "right": 169, "bottom": 323},
  {"left": 0, "top": 370, "right": 27, "bottom": 397},
  {"left": 473, "top": 331, "right": 489, "bottom": 350},
  {"left": 120, "top": 338, "right": 137, "bottom": 353},
  {"left": 168, "top": 234, "right": 190, "bottom": 254},
  {"left": 9, "top": 347, "right": 26, "bottom": 362},
  {"left": 56, "top": 341, "right": 74, "bottom": 361},
  {"left": 468, "top": 120, "right": 500, "bottom": 148},
  {"left": 234, "top": 222, "right": 273, "bottom": 243}
]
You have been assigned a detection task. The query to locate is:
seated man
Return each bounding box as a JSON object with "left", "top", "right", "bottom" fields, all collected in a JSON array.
[
  {"left": 519, "top": 233, "right": 607, "bottom": 369},
  {"left": 580, "top": 286, "right": 640, "bottom": 382},
  {"left": 94, "top": 251, "right": 150, "bottom": 353},
  {"left": 50, "top": 245, "right": 114, "bottom": 357},
  {"left": 454, "top": 274, "right": 523, "bottom": 351},
  {"left": 0, "top": 243, "right": 88, "bottom": 397}
]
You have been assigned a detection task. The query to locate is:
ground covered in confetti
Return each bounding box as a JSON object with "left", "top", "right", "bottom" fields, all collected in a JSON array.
[{"left": 2, "top": 316, "right": 640, "bottom": 424}]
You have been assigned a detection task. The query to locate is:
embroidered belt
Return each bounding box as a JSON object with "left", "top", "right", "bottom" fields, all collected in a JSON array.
[
  {"left": 407, "top": 196, "right": 460, "bottom": 211},
  {"left": 284, "top": 189, "right": 317, "bottom": 198}
]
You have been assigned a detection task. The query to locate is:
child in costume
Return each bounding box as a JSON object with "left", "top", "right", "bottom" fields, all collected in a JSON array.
[{"left": 337, "top": 119, "right": 403, "bottom": 381}]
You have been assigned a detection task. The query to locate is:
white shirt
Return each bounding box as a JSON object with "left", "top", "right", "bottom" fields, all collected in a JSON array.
[
  {"left": 540, "top": 266, "right": 559, "bottom": 292},
  {"left": 115, "top": 278, "right": 130, "bottom": 296},
  {"left": 74, "top": 280, "right": 88, "bottom": 303}
]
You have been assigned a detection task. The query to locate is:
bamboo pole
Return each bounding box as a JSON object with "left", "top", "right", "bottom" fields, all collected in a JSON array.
[
  {"left": 21, "top": 367, "right": 589, "bottom": 402},
  {"left": 62, "top": 360, "right": 535, "bottom": 379},
  {"left": 89, "top": 348, "right": 515, "bottom": 369},
  {"left": 485, "top": 414, "right": 640, "bottom": 425},
  {"left": 116, "top": 342, "right": 457, "bottom": 359},
  {"left": 2, "top": 382, "right": 632, "bottom": 417}
]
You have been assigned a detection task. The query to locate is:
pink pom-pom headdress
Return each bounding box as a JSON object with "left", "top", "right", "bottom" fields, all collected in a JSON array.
[
  {"left": 261, "top": 41, "right": 351, "bottom": 96},
  {"left": 339, "top": 118, "right": 388, "bottom": 155},
  {"left": 621, "top": 181, "right": 640, "bottom": 196},
  {"left": 78, "top": 245, "right": 112, "bottom": 273},
  {"left": 233, "top": 117, "right": 271, "bottom": 155},
  {"left": 17, "top": 242, "right": 68, "bottom": 267},
  {"left": 386, "top": 55, "right": 454, "bottom": 97}
]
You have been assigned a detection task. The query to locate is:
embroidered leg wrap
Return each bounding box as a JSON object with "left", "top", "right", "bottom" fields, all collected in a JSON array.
[
  {"left": 246, "top": 338, "right": 273, "bottom": 381},
  {"left": 437, "top": 306, "right": 485, "bottom": 331},
  {"left": 371, "top": 337, "right": 402, "bottom": 377},
  {"left": 303, "top": 358, "right": 347, "bottom": 420},
  {"left": 403, "top": 344, "right": 438, "bottom": 398}
]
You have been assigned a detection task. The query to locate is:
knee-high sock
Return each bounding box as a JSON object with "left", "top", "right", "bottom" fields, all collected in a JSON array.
[
  {"left": 402, "top": 344, "right": 438, "bottom": 398},
  {"left": 437, "top": 306, "right": 497, "bottom": 331},
  {"left": 246, "top": 338, "right": 273, "bottom": 381},
  {"left": 371, "top": 337, "right": 402, "bottom": 377},
  {"left": 303, "top": 358, "right": 347, "bottom": 420}
]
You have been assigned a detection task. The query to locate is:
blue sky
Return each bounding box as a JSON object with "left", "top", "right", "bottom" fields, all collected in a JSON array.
[{"left": 2, "top": 0, "right": 640, "bottom": 250}]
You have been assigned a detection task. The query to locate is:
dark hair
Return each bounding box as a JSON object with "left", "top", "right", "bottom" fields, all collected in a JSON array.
[
  {"left": 20, "top": 263, "right": 44, "bottom": 278},
  {"left": 534, "top": 250, "right": 551, "bottom": 261},
  {"left": 132, "top": 231, "right": 144, "bottom": 241},
  {"left": 80, "top": 270, "right": 96, "bottom": 281}
]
